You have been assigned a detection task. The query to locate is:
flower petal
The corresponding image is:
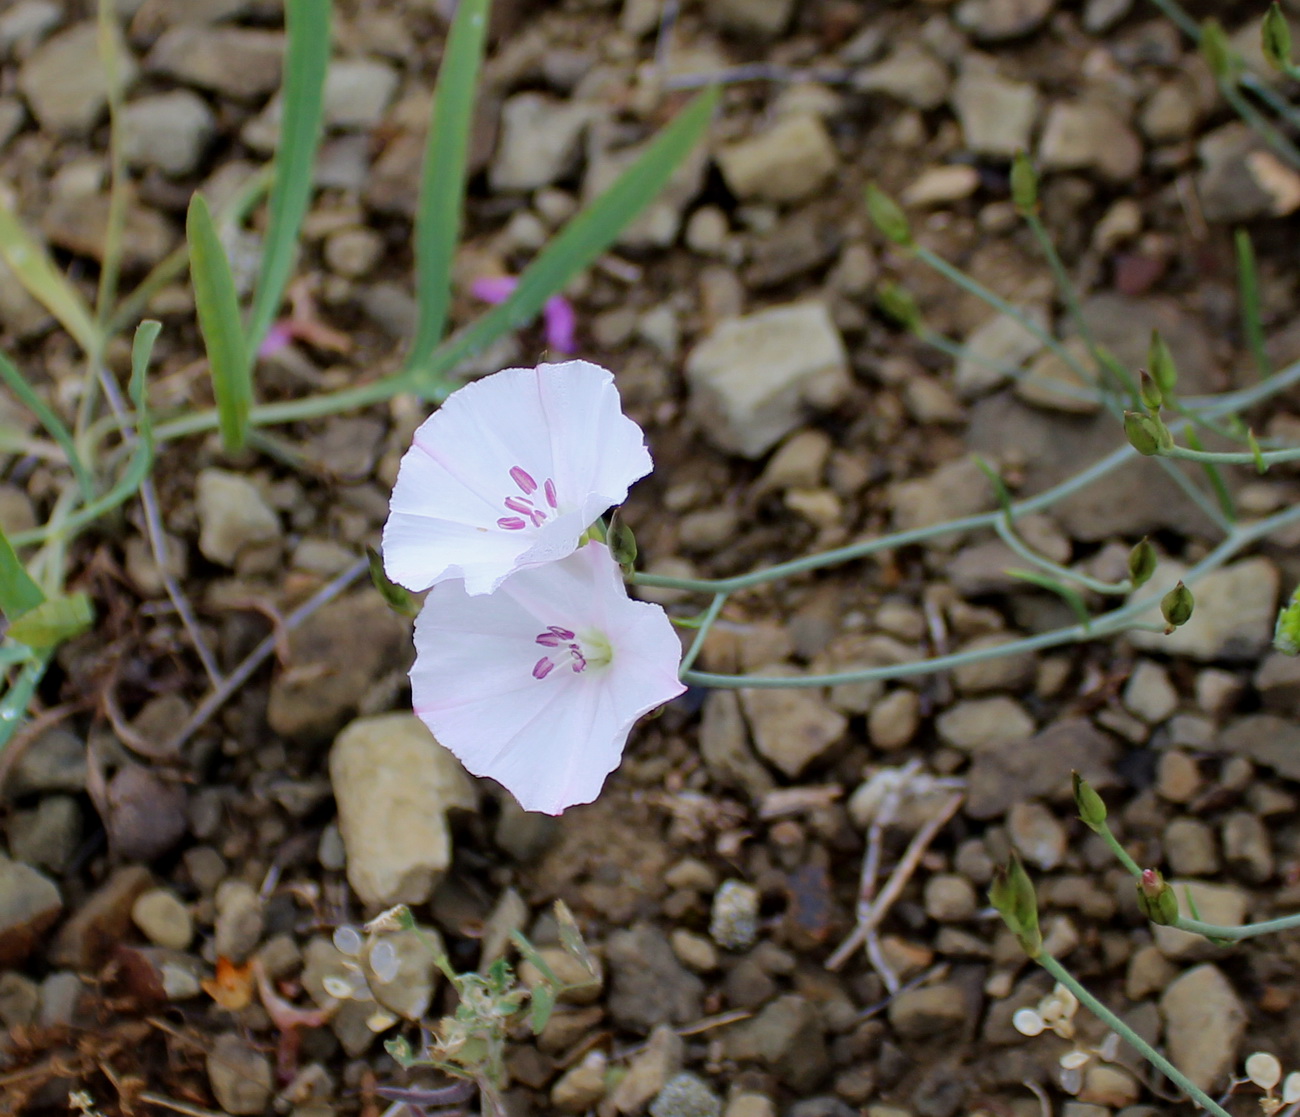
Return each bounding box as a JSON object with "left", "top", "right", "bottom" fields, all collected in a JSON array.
[
  {"left": 383, "top": 362, "right": 650, "bottom": 595},
  {"left": 409, "top": 543, "right": 683, "bottom": 814}
]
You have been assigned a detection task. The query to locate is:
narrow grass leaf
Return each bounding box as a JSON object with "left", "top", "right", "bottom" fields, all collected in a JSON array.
[
  {"left": 404, "top": 0, "right": 492, "bottom": 374},
  {"left": 188, "top": 194, "right": 252, "bottom": 453},
  {"left": 1007, "top": 568, "right": 1091, "bottom": 630},
  {"left": 0, "top": 197, "right": 100, "bottom": 358},
  {"left": 246, "top": 0, "right": 331, "bottom": 354},
  {"left": 1181, "top": 425, "right": 1236, "bottom": 522},
  {"left": 1235, "top": 229, "right": 1272, "bottom": 378},
  {"left": 7, "top": 593, "right": 93, "bottom": 648},
  {"left": 417, "top": 87, "right": 720, "bottom": 392},
  {"left": 0, "top": 349, "right": 93, "bottom": 499},
  {"left": 0, "top": 525, "right": 43, "bottom": 621}
]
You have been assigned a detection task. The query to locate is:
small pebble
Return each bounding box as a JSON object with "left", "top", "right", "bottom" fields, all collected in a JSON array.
[
  {"left": 710, "top": 880, "right": 760, "bottom": 951},
  {"left": 131, "top": 888, "right": 193, "bottom": 950}
]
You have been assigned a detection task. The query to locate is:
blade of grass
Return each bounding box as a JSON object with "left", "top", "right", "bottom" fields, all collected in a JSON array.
[
  {"left": 95, "top": 0, "right": 131, "bottom": 324},
  {"left": 154, "top": 86, "right": 723, "bottom": 434},
  {"left": 246, "top": 0, "right": 331, "bottom": 355},
  {"left": 0, "top": 349, "right": 94, "bottom": 500},
  {"left": 0, "top": 196, "right": 101, "bottom": 359},
  {"left": 412, "top": 86, "right": 722, "bottom": 394},
  {"left": 1235, "top": 229, "right": 1272, "bottom": 379},
  {"left": 187, "top": 194, "right": 253, "bottom": 453},
  {"left": 403, "top": 0, "right": 492, "bottom": 374},
  {"left": 0, "top": 525, "right": 44, "bottom": 620}
]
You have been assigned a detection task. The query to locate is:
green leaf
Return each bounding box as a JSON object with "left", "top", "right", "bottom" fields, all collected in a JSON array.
[
  {"left": 0, "top": 524, "right": 44, "bottom": 621},
  {"left": 554, "top": 900, "right": 597, "bottom": 976},
  {"left": 7, "top": 592, "right": 93, "bottom": 648},
  {"left": 0, "top": 194, "right": 101, "bottom": 358},
  {"left": 246, "top": 0, "right": 331, "bottom": 354},
  {"left": 404, "top": 0, "right": 492, "bottom": 374},
  {"left": 973, "top": 456, "right": 1013, "bottom": 514},
  {"left": 1247, "top": 429, "right": 1267, "bottom": 474},
  {"left": 529, "top": 983, "right": 556, "bottom": 1035},
  {"left": 1236, "top": 229, "right": 1272, "bottom": 379},
  {"left": 415, "top": 87, "right": 720, "bottom": 393},
  {"left": 509, "top": 929, "right": 560, "bottom": 984},
  {"left": 188, "top": 193, "right": 253, "bottom": 453},
  {"left": 0, "top": 348, "right": 93, "bottom": 500},
  {"left": 1007, "top": 568, "right": 1090, "bottom": 629}
]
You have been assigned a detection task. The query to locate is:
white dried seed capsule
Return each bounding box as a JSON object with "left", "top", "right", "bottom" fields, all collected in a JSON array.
[
  {"left": 1247, "top": 1052, "right": 1283, "bottom": 1091},
  {"left": 1282, "top": 1071, "right": 1300, "bottom": 1103},
  {"left": 1013, "top": 1008, "right": 1046, "bottom": 1036},
  {"left": 333, "top": 925, "right": 363, "bottom": 957}
]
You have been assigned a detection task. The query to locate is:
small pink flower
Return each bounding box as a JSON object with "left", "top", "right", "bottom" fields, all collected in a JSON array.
[
  {"left": 470, "top": 275, "right": 577, "bottom": 355},
  {"left": 383, "top": 360, "right": 651, "bottom": 596},
  {"left": 410, "top": 542, "right": 685, "bottom": 814}
]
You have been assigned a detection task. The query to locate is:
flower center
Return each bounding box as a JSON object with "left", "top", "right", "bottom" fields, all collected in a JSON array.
[
  {"left": 532, "top": 625, "right": 612, "bottom": 680},
  {"left": 497, "top": 466, "right": 559, "bottom": 531}
]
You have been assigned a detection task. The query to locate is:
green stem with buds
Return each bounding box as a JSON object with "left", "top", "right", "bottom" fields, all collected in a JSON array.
[{"left": 1037, "top": 954, "right": 1232, "bottom": 1117}]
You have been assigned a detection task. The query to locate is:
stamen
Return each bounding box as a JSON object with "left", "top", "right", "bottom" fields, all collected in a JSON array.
[
  {"left": 536, "top": 632, "right": 565, "bottom": 647},
  {"left": 510, "top": 466, "right": 538, "bottom": 495},
  {"left": 503, "top": 496, "right": 534, "bottom": 515},
  {"left": 498, "top": 517, "right": 527, "bottom": 530},
  {"left": 533, "top": 657, "right": 555, "bottom": 679},
  {"left": 544, "top": 479, "right": 558, "bottom": 508},
  {"left": 549, "top": 626, "right": 575, "bottom": 639}
]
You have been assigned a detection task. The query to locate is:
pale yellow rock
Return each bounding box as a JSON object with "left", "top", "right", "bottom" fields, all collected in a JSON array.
[{"left": 329, "top": 714, "right": 476, "bottom": 907}]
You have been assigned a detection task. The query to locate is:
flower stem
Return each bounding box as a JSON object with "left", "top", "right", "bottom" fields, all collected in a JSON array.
[
  {"left": 1037, "top": 953, "right": 1232, "bottom": 1117},
  {"left": 678, "top": 592, "right": 727, "bottom": 675},
  {"left": 676, "top": 502, "right": 1300, "bottom": 688}
]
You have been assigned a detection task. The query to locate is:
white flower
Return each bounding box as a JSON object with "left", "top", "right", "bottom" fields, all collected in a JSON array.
[
  {"left": 1249, "top": 1053, "right": 1284, "bottom": 1093},
  {"left": 409, "top": 541, "right": 685, "bottom": 814},
  {"left": 383, "top": 360, "right": 652, "bottom": 596}
]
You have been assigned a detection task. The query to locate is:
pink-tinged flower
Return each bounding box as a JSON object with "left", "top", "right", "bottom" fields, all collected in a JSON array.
[
  {"left": 383, "top": 360, "right": 651, "bottom": 596},
  {"left": 410, "top": 542, "right": 685, "bottom": 814},
  {"left": 470, "top": 275, "right": 577, "bottom": 355}
]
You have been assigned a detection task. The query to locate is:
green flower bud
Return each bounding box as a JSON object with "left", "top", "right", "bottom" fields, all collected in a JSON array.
[
  {"left": 1010, "top": 152, "right": 1039, "bottom": 215},
  {"left": 1123, "top": 411, "right": 1171, "bottom": 456},
  {"left": 1072, "top": 772, "right": 1107, "bottom": 832},
  {"left": 1138, "top": 369, "right": 1163, "bottom": 413},
  {"left": 989, "top": 855, "right": 1042, "bottom": 958},
  {"left": 1264, "top": 3, "right": 1294, "bottom": 72},
  {"left": 876, "top": 281, "right": 923, "bottom": 333},
  {"left": 1128, "top": 537, "right": 1157, "bottom": 589},
  {"left": 1161, "top": 581, "right": 1194, "bottom": 630},
  {"left": 608, "top": 516, "right": 638, "bottom": 572},
  {"left": 1200, "top": 18, "right": 1236, "bottom": 81},
  {"left": 1274, "top": 583, "right": 1300, "bottom": 655},
  {"left": 1136, "top": 868, "right": 1180, "bottom": 925},
  {"left": 865, "top": 184, "right": 913, "bottom": 246},
  {"left": 1147, "top": 330, "right": 1177, "bottom": 396},
  {"left": 368, "top": 546, "right": 420, "bottom": 618}
]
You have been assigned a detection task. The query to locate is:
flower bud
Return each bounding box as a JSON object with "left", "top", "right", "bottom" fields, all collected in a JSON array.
[
  {"left": 1127, "top": 537, "right": 1157, "bottom": 589},
  {"left": 1147, "top": 330, "right": 1177, "bottom": 396},
  {"left": 1136, "top": 868, "right": 1180, "bottom": 925},
  {"left": 989, "top": 855, "right": 1042, "bottom": 957},
  {"left": 865, "top": 184, "right": 913, "bottom": 246},
  {"left": 1264, "top": 3, "right": 1294, "bottom": 71},
  {"left": 1072, "top": 772, "right": 1107, "bottom": 832},
  {"left": 1200, "top": 18, "right": 1235, "bottom": 80},
  {"left": 1123, "top": 411, "right": 1170, "bottom": 456},
  {"left": 876, "top": 281, "right": 923, "bottom": 333},
  {"left": 1274, "top": 584, "right": 1300, "bottom": 655},
  {"left": 1138, "top": 369, "right": 1163, "bottom": 413},
  {"left": 1010, "top": 152, "right": 1039, "bottom": 214},
  {"left": 1161, "top": 581, "right": 1194, "bottom": 630},
  {"left": 608, "top": 516, "right": 638, "bottom": 572},
  {"left": 368, "top": 546, "right": 420, "bottom": 618}
]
